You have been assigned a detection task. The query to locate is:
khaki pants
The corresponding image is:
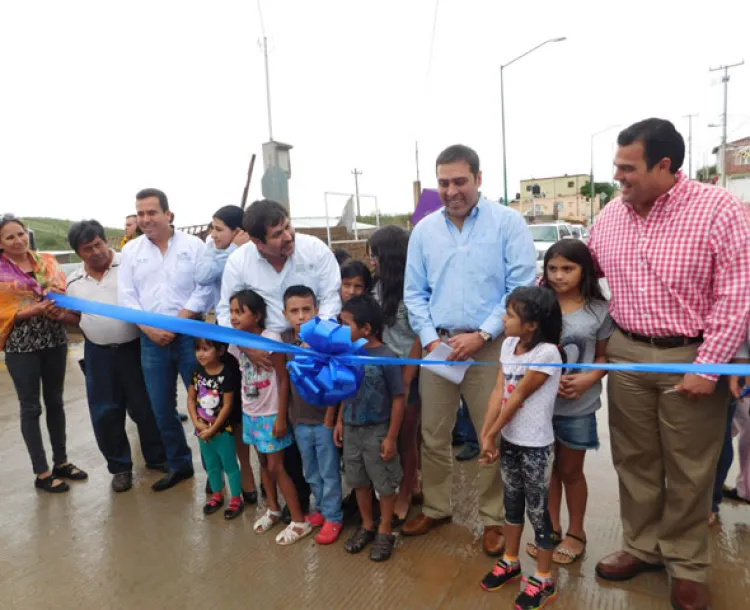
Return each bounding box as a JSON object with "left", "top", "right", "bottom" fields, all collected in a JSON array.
[
  {"left": 419, "top": 338, "right": 505, "bottom": 526},
  {"left": 607, "top": 329, "right": 729, "bottom": 582}
]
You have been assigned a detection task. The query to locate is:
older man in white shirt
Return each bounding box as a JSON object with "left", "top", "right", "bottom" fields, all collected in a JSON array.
[
  {"left": 119, "top": 188, "right": 214, "bottom": 491},
  {"left": 66, "top": 220, "right": 166, "bottom": 493}
]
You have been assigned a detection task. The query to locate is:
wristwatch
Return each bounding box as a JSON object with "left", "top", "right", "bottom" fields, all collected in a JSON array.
[{"left": 478, "top": 330, "right": 493, "bottom": 343}]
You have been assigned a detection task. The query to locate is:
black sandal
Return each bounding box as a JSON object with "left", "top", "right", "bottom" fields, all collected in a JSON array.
[
  {"left": 370, "top": 533, "right": 396, "bottom": 562},
  {"left": 344, "top": 527, "right": 377, "bottom": 554},
  {"left": 52, "top": 463, "right": 88, "bottom": 481},
  {"left": 35, "top": 476, "right": 70, "bottom": 494}
]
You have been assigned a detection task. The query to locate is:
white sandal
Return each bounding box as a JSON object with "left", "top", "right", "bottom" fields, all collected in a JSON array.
[
  {"left": 275, "top": 521, "right": 313, "bottom": 545},
  {"left": 254, "top": 509, "right": 282, "bottom": 534}
]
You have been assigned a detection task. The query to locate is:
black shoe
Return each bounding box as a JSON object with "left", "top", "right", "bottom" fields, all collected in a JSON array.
[
  {"left": 456, "top": 443, "right": 480, "bottom": 462},
  {"left": 34, "top": 475, "right": 69, "bottom": 494},
  {"left": 344, "top": 527, "right": 377, "bottom": 554},
  {"left": 112, "top": 472, "right": 133, "bottom": 493},
  {"left": 480, "top": 559, "right": 522, "bottom": 592},
  {"left": 179, "top": 412, "right": 189, "bottom": 422},
  {"left": 152, "top": 468, "right": 194, "bottom": 492},
  {"left": 145, "top": 462, "right": 169, "bottom": 473},
  {"left": 243, "top": 490, "right": 258, "bottom": 504},
  {"left": 52, "top": 463, "right": 89, "bottom": 481},
  {"left": 370, "top": 533, "right": 396, "bottom": 562}
]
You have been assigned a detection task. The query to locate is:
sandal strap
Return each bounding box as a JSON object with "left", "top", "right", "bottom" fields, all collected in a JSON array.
[{"left": 565, "top": 533, "right": 587, "bottom": 544}]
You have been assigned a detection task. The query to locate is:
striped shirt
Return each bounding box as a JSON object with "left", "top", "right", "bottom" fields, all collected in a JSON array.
[{"left": 588, "top": 172, "right": 750, "bottom": 371}]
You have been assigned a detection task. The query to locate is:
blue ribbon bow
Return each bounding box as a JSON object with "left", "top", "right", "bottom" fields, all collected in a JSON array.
[{"left": 287, "top": 317, "right": 368, "bottom": 407}]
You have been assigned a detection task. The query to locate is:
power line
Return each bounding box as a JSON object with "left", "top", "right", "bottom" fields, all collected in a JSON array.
[{"left": 709, "top": 60, "right": 744, "bottom": 187}]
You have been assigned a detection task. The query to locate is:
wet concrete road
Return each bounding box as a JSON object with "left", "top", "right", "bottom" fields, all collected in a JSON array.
[{"left": 2, "top": 345, "right": 749, "bottom": 609}]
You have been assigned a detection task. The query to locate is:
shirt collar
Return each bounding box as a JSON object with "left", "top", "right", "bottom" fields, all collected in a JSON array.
[
  {"left": 440, "top": 196, "right": 484, "bottom": 221},
  {"left": 655, "top": 170, "right": 688, "bottom": 208},
  {"left": 83, "top": 249, "right": 118, "bottom": 280}
]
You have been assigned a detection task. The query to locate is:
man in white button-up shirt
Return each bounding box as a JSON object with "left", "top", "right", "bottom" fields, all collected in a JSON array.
[
  {"left": 217, "top": 199, "right": 341, "bottom": 519},
  {"left": 119, "top": 188, "right": 214, "bottom": 492},
  {"left": 217, "top": 199, "right": 341, "bottom": 333},
  {"left": 66, "top": 220, "right": 166, "bottom": 493}
]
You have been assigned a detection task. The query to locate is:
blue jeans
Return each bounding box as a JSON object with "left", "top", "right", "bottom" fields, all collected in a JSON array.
[
  {"left": 140, "top": 333, "right": 195, "bottom": 472},
  {"left": 84, "top": 338, "right": 165, "bottom": 473},
  {"left": 712, "top": 399, "right": 738, "bottom": 513},
  {"left": 295, "top": 423, "right": 343, "bottom": 523}
]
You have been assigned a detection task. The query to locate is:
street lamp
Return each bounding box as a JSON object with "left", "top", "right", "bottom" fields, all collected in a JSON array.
[
  {"left": 501, "top": 37, "right": 566, "bottom": 205},
  {"left": 589, "top": 124, "right": 620, "bottom": 224}
]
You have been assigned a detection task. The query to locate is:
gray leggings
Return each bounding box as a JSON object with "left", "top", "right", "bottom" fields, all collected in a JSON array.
[
  {"left": 6, "top": 345, "right": 68, "bottom": 475},
  {"left": 501, "top": 439, "right": 556, "bottom": 550}
]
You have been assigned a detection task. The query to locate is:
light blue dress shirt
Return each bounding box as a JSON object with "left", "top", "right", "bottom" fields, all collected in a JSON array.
[
  {"left": 195, "top": 242, "right": 238, "bottom": 310},
  {"left": 404, "top": 198, "right": 537, "bottom": 347}
]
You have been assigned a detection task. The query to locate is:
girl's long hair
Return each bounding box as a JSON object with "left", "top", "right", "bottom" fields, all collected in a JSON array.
[
  {"left": 367, "top": 225, "right": 410, "bottom": 327},
  {"left": 539, "top": 239, "right": 604, "bottom": 305}
]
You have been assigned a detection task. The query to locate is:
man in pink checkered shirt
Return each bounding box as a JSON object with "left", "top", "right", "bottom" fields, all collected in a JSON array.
[{"left": 588, "top": 118, "right": 750, "bottom": 610}]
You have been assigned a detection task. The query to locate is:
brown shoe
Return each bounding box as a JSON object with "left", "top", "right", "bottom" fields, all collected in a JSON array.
[
  {"left": 671, "top": 579, "right": 709, "bottom": 610},
  {"left": 595, "top": 551, "right": 665, "bottom": 581},
  {"left": 482, "top": 525, "right": 506, "bottom": 557},
  {"left": 401, "top": 513, "right": 451, "bottom": 537}
]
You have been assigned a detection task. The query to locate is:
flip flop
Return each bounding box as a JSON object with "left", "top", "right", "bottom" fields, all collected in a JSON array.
[{"left": 552, "top": 533, "right": 587, "bottom": 565}]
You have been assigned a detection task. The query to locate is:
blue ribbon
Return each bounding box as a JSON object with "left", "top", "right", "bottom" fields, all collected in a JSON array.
[
  {"left": 287, "top": 318, "right": 368, "bottom": 407},
  {"left": 50, "top": 294, "right": 750, "bottom": 377}
]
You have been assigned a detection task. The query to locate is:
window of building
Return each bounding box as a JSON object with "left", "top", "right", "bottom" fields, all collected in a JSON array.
[
  {"left": 526, "top": 185, "right": 532, "bottom": 191},
  {"left": 567, "top": 181, "right": 574, "bottom": 188}
]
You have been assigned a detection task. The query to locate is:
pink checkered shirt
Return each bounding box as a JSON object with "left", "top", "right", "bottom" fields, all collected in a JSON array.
[{"left": 588, "top": 172, "right": 750, "bottom": 372}]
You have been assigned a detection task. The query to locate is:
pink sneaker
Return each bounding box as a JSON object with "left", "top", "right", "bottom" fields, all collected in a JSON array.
[
  {"left": 316, "top": 521, "right": 343, "bottom": 545},
  {"left": 306, "top": 512, "right": 325, "bottom": 527}
]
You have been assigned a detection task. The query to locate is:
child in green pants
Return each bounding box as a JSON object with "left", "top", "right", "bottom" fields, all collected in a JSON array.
[{"left": 188, "top": 339, "right": 244, "bottom": 520}]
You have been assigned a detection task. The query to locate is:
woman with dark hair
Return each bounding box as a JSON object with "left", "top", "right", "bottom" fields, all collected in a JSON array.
[
  {"left": 367, "top": 225, "right": 422, "bottom": 525},
  {"left": 526, "top": 238, "right": 614, "bottom": 565},
  {"left": 0, "top": 214, "right": 87, "bottom": 492},
  {"left": 196, "top": 205, "right": 250, "bottom": 311}
]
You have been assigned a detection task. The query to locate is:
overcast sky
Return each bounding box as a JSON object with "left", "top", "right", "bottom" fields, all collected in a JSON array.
[{"left": 1, "top": 0, "right": 748, "bottom": 228}]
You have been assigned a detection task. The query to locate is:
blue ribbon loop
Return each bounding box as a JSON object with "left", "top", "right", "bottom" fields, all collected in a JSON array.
[{"left": 287, "top": 318, "right": 368, "bottom": 407}]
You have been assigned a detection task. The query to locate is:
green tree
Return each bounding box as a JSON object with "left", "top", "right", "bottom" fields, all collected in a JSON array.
[
  {"left": 696, "top": 165, "right": 718, "bottom": 183},
  {"left": 580, "top": 181, "right": 615, "bottom": 203}
]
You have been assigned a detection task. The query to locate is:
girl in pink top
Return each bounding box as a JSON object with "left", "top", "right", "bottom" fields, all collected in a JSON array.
[{"left": 229, "top": 289, "right": 312, "bottom": 545}]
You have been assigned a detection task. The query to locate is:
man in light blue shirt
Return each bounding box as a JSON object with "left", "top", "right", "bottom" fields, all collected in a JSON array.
[{"left": 402, "top": 144, "right": 536, "bottom": 556}]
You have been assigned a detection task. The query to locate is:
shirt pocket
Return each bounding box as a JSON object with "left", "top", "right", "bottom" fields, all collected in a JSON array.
[{"left": 173, "top": 259, "right": 196, "bottom": 291}]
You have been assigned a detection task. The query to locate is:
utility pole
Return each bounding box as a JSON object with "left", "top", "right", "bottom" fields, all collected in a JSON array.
[
  {"left": 682, "top": 114, "right": 697, "bottom": 179},
  {"left": 709, "top": 60, "right": 744, "bottom": 187},
  {"left": 262, "top": 36, "right": 273, "bottom": 141},
  {"left": 351, "top": 169, "right": 363, "bottom": 217}
]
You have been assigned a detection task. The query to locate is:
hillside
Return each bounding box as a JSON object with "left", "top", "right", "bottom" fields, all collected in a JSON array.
[
  {"left": 360, "top": 213, "right": 412, "bottom": 228},
  {"left": 22, "top": 217, "right": 124, "bottom": 251}
]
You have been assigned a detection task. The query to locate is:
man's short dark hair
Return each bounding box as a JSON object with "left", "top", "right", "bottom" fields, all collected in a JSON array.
[
  {"left": 136, "top": 188, "right": 169, "bottom": 212},
  {"left": 342, "top": 294, "right": 384, "bottom": 340},
  {"left": 436, "top": 144, "right": 480, "bottom": 178},
  {"left": 126, "top": 214, "right": 137, "bottom": 220},
  {"left": 243, "top": 199, "right": 289, "bottom": 242},
  {"left": 617, "top": 119, "right": 685, "bottom": 173},
  {"left": 283, "top": 285, "right": 318, "bottom": 308},
  {"left": 68, "top": 220, "right": 107, "bottom": 253}
]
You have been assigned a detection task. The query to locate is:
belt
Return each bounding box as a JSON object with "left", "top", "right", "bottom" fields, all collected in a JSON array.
[
  {"left": 616, "top": 325, "right": 703, "bottom": 349},
  {"left": 436, "top": 328, "right": 476, "bottom": 338},
  {"left": 90, "top": 338, "right": 140, "bottom": 350}
]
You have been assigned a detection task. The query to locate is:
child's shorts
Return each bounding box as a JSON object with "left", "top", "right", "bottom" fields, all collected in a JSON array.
[
  {"left": 552, "top": 412, "right": 600, "bottom": 451},
  {"left": 242, "top": 413, "right": 294, "bottom": 454},
  {"left": 343, "top": 421, "right": 402, "bottom": 496}
]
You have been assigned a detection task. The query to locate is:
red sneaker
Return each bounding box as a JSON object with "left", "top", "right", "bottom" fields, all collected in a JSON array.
[
  {"left": 316, "top": 521, "right": 343, "bottom": 545},
  {"left": 306, "top": 512, "right": 325, "bottom": 527}
]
